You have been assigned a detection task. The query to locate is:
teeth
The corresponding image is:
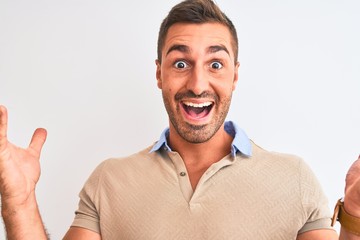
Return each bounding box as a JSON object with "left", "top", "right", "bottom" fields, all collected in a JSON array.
[{"left": 183, "top": 101, "right": 212, "bottom": 108}]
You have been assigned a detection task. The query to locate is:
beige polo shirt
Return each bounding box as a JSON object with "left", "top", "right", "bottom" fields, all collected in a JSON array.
[{"left": 71, "top": 141, "right": 333, "bottom": 239}]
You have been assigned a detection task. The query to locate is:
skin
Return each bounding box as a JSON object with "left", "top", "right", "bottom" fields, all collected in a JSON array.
[
  {"left": 0, "top": 23, "right": 359, "bottom": 240},
  {"left": 157, "top": 23, "right": 238, "bottom": 145},
  {"left": 339, "top": 157, "right": 360, "bottom": 240},
  {"left": 0, "top": 105, "right": 48, "bottom": 239}
]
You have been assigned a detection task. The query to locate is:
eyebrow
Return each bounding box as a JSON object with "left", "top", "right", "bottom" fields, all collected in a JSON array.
[
  {"left": 208, "top": 45, "right": 230, "bottom": 56},
  {"left": 166, "top": 44, "right": 190, "bottom": 56},
  {"left": 166, "top": 44, "right": 230, "bottom": 57}
]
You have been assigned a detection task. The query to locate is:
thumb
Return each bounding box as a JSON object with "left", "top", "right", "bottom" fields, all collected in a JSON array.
[
  {"left": 345, "top": 155, "right": 360, "bottom": 192},
  {"left": 29, "top": 128, "right": 47, "bottom": 153}
]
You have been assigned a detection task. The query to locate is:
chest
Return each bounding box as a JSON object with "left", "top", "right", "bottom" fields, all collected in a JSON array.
[{"left": 97, "top": 163, "right": 304, "bottom": 240}]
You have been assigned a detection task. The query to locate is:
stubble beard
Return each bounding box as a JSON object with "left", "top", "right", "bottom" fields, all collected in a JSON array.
[{"left": 162, "top": 91, "right": 232, "bottom": 144}]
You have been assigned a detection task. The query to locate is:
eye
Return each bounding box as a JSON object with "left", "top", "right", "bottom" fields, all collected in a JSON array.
[
  {"left": 210, "top": 61, "right": 223, "bottom": 70},
  {"left": 174, "top": 61, "right": 188, "bottom": 69}
]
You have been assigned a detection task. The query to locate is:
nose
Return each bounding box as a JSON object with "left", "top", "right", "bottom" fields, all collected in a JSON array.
[{"left": 186, "top": 65, "right": 209, "bottom": 96}]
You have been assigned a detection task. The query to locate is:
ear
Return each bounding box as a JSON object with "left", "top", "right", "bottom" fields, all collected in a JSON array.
[
  {"left": 155, "top": 59, "right": 162, "bottom": 89},
  {"left": 232, "top": 61, "right": 240, "bottom": 91}
]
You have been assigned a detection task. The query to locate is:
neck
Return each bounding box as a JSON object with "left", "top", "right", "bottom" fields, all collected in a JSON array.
[
  {"left": 168, "top": 123, "right": 233, "bottom": 166},
  {"left": 168, "top": 123, "right": 233, "bottom": 190}
]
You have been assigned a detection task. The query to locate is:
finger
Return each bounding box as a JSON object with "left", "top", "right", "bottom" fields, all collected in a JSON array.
[
  {"left": 0, "top": 105, "right": 9, "bottom": 145},
  {"left": 29, "top": 128, "right": 47, "bottom": 153}
]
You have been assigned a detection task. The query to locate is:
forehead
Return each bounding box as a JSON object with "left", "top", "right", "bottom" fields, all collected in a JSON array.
[{"left": 163, "top": 22, "right": 234, "bottom": 57}]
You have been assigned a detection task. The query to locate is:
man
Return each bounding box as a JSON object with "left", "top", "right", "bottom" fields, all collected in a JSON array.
[{"left": 0, "top": 0, "right": 359, "bottom": 239}]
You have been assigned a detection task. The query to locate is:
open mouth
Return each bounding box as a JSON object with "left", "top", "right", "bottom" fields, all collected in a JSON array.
[{"left": 181, "top": 101, "right": 214, "bottom": 119}]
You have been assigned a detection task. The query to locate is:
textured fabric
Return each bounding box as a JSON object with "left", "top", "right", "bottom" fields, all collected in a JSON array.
[{"left": 71, "top": 141, "right": 334, "bottom": 239}]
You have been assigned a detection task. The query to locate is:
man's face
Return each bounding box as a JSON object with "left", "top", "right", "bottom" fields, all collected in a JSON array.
[{"left": 156, "top": 22, "right": 239, "bottom": 144}]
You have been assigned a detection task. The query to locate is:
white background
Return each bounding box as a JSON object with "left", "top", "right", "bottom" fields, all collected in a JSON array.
[{"left": 0, "top": 0, "right": 359, "bottom": 238}]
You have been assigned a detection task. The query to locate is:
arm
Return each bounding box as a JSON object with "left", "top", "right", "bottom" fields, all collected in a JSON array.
[
  {"left": 339, "top": 156, "right": 360, "bottom": 240},
  {"left": 63, "top": 227, "right": 101, "bottom": 240},
  {"left": 297, "top": 229, "right": 338, "bottom": 240},
  {"left": 0, "top": 105, "right": 48, "bottom": 239},
  {"left": 296, "top": 156, "right": 360, "bottom": 240}
]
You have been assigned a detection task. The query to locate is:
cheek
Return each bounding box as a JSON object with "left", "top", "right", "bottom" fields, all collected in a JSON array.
[
  {"left": 214, "top": 76, "right": 235, "bottom": 92},
  {"left": 162, "top": 85, "right": 174, "bottom": 98},
  {"left": 162, "top": 77, "right": 182, "bottom": 94}
]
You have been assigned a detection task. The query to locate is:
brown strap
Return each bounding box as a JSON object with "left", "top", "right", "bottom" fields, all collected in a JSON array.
[{"left": 332, "top": 199, "right": 360, "bottom": 236}]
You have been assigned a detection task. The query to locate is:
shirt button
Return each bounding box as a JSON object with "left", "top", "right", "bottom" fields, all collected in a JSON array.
[{"left": 180, "top": 172, "right": 186, "bottom": 177}]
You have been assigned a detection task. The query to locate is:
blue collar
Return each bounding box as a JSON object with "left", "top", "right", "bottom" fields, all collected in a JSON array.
[{"left": 150, "top": 121, "right": 252, "bottom": 157}]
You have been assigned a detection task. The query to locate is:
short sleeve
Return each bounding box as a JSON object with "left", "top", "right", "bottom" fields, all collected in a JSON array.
[
  {"left": 298, "top": 160, "right": 334, "bottom": 234},
  {"left": 70, "top": 161, "right": 107, "bottom": 234}
]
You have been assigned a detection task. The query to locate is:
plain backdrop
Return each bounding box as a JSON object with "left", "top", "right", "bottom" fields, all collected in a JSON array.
[{"left": 0, "top": 0, "right": 359, "bottom": 238}]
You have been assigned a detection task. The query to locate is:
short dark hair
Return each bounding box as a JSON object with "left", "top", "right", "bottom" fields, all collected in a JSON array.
[{"left": 157, "top": 0, "right": 238, "bottom": 63}]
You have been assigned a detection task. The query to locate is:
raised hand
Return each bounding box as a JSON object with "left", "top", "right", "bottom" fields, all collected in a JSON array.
[
  {"left": 337, "top": 156, "right": 360, "bottom": 239},
  {"left": 0, "top": 105, "right": 49, "bottom": 239},
  {"left": 0, "top": 105, "right": 47, "bottom": 205},
  {"left": 344, "top": 156, "right": 360, "bottom": 217}
]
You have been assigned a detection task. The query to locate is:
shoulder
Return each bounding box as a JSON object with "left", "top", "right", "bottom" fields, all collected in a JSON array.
[
  {"left": 244, "top": 141, "right": 321, "bottom": 189},
  {"left": 88, "top": 144, "right": 171, "bottom": 186},
  {"left": 93, "top": 144, "right": 158, "bottom": 175},
  {"left": 249, "top": 140, "right": 305, "bottom": 172}
]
